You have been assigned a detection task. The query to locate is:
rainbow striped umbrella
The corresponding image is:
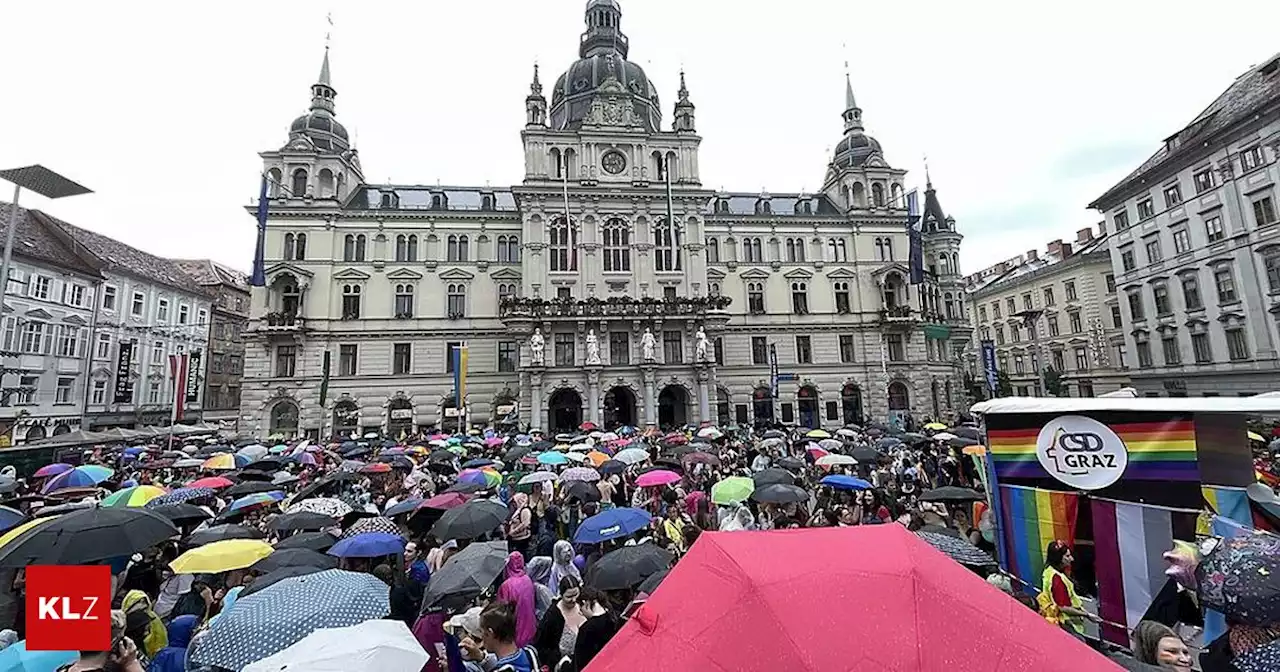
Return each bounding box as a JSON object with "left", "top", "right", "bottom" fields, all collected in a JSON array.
[
  {"left": 202, "top": 453, "right": 238, "bottom": 471},
  {"left": 102, "top": 485, "right": 168, "bottom": 508},
  {"left": 33, "top": 463, "right": 73, "bottom": 479},
  {"left": 227, "top": 491, "right": 286, "bottom": 515},
  {"left": 41, "top": 466, "right": 114, "bottom": 494}
]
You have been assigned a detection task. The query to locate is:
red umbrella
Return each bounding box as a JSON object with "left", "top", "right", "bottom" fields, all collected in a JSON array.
[
  {"left": 187, "top": 476, "right": 233, "bottom": 489},
  {"left": 586, "top": 525, "right": 1119, "bottom": 672},
  {"left": 420, "top": 492, "right": 471, "bottom": 510}
]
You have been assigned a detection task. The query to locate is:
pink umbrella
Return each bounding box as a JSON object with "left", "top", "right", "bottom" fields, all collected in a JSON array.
[
  {"left": 484, "top": 437, "right": 505, "bottom": 447},
  {"left": 295, "top": 452, "right": 319, "bottom": 467},
  {"left": 34, "top": 463, "right": 73, "bottom": 478},
  {"left": 635, "top": 470, "right": 681, "bottom": 488},
  {"left": 806, "top": 446, "right": 830, "bottom": 458}
]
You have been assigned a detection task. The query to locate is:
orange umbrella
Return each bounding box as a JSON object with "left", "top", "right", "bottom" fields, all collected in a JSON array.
[{"left": 586, "top": 450, "right": 610, "bottom": 467}]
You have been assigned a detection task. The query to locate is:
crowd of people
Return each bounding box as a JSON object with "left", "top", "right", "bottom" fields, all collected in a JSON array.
[{"left": 0, "top": 417, "right": 1271, "bottom": 670}]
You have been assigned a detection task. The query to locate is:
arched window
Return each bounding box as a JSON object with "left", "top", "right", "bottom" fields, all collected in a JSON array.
[
  {"left": 872, "top": 183, "right": 885, "bottom": 207},
  {"left": 294, "top": 233, "right": 307, "bottom": 261},
  {"left": 446, "top": 283, "right": 466, "bottom": 317},
  {"left": 785, "top": 237, "right": 805, "bottom": 263},
  {"left": 888, "top": 381, "right": 910, "bottom": 411},
  {"left": 747, "top": 282, "right": 765, "bottom": 313},
  {"left": 318, "top": 169, "right": 334, "bottom": 198},
  {"left": 406, "top": 235, "right": 417, "bottom": 262},
  {"left": 715, "top": 200, "right": 729, "bottom": 213},
  {"left": 664, "top": 152, "right": 678, "bottom": 181},
  {"left": 842, "top": 185, "right": 851, "bottom": 207},
  {"left": 497, "top": 283, "right": 516, "bottom": 304},
  {"left": 291, "top": 168, "right": 308, "bottom": 197},
  {"left": 743, "top": 237, "right": 763, "bottom": 263},
  {"left": 278, "top": 275, "right": 301, "bottom": 316},
  {"left": 653, "top": 218, "right": 681, "bottom": 272},
  {"left": 791, "top": 282, "right": 809, "bottom": 314},
  {"left": 284, "top": 233, "right": 297, "bottom": 261},
  {"left": 755, "top": 199, "right": 772, "bottom": 215},
  {"left": 395, "top": 235, "right": 409, "bottom": 262},
  {"left": 341, "top": 284, "right": 361, "bottom": 319},
  {"left": 884, "top": 238, "right": 894, "bottom": 261},
  {"left": 269, "top": 400, "right": 300, "bottom": 436},
  {"left": 394, "top": 284, "right": 414, "bottom": 318},
  {"left": 549, "top": 217, "right": 577, "bottom": 272},
  {"left": 875, "top": 238, "right": 885, "bottom": 261},
  {"left": 506, "top": 236, "right": 520, "bottom": 263},
  {"left": 827, "top": 238, "right": 847, "bottom": 262},
  {"left": 891, "top": 183, "right": 904, "bottom": 208},
  {"left": 481, "top": 194, "right": 494, "bottom": 211},
  {"left": 705, "top": 237, "right": 719, "bottom": 264},
  {"left": 343, "top": 234, "right": 356, "bottom": 262},
  {"left": 651, "top": 151, "right": 664, "bottom": 180},
  {"left": 944, "top": 293, "right": 955, "bottom": 319},
  {"left": 603, "top": 218, "right": 630, "bottom": 272},
  {"left": 496, "top": 236, "right": 510, "bottom": 263},
  {"left": 852, "top": 182, "right": 866, "bottom": 207},
  {"left": 563, "top": 149, "right": 577, "bottom": 180},
  {"left": 550, "top": 148, "right": 562, "bottom": 178},
  {"left": 709, "top": 281, "right": 721, "bottom": 296},
  {"left": 268, "top": 168, "right": 283, "bottom": 198},
  {"left": 354, "top": 234, "right": 366, "bottom": 261},
  {"left": 447, "top": 235, "right": 470, "bottom": 262}
]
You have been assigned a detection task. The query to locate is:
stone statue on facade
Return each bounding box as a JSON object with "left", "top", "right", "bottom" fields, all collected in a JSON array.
[
  {"left": 694, "top": 326, "right": 711, "bottom": 363},
  {"left": 641, "top": 328, "right": 657, "bottom": 362},
  {"left": 584, "top": 329, "right": 602, "bottom": 365},
  {"left": 529, "top": 328, "right": 546, "bottom": 366}
]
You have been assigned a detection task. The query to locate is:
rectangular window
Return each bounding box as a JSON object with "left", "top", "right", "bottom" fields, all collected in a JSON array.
[
  {"left": 1014, "top": 355, "right": 1025, "bottom": 374},
  {"left": 446, "top": 341, "right": 464, "bottom": 372},
  {"left": 826, "top": 401, "right": 839, "bottom": 422},
  {"left": 1240, "top": 145, "right": 1265, "bottom": 172},
  {"left": 4, "top": 270, "right": 23, "bottom": 296},
  {"left": 148, "top": 380, "right": 161, "bottom": 404},
  {"left": 1051, "top": 350, "right": 1065, "bottom": 371},
  {"left": 1075, "top": 346, "right": 1089, "bottom": 371},
  {"left": 795, "top": 335, "right": 812, "bottom": 364},
  {"left": 178, "top": 305, "right": 190, "bottom": 325},
  {"left": 1048, "top": 315, "right": 1060, "bottom": 337},
  {"left": 1162, "top": 335, "right": 1181, "bottom": 365},
  {"left": 978, "top": 306, "right": 987, "bottom": 322},
  {"left": 393, "top": 343, "right": 412, "bottom": 375},
  {"left": 992, "top": 302, "right": 1001, "bottom": 318},
  {"left": 714, "top": 337, "right": 724, "bottom": 365},
  {"left": 663, "top": 330, "right": 683, "bottom": 364},
  {"left": 735, "top": 404, "right": 749, "bottom": 425},
  {"left": 1136, "top": 341, "right": 1153, "bottom": 368},
  {"left": 131, "top": 292, "right": 145, "bottom": 317},
  {"left": 780, "top": 403, "right": 794, "bottom": 424},
  {"left": 1078, "top": 381, "right": 1095, "bottom": 398},
  {"left": 1153, "top": 284, "right": 1172, "bottom": 315},
  {"left": 1065, "top": 281, "right": 1078, "bottom": 301},
  {"left": 55, "top": 377, "right": 74, "bottom": 404},
  {"left": 1105, "top": 274, "right": 1116, "bottom": 293},
  {"left": 18, "top": 321, "right": 45, "bottom": 354},
  {"left": 211, "top": 354, "right": 224, "bottom": 373},
  {"left": 1265, "top": 250, "right": 1280, "bottom": 294},
  {"left": 198, "top": 309, "right": 208, "bottom": 326},
  {"left": 1226, "top": 328, "right": 1249, "bottom": 361},
  {"left": 747, "top": 283, "right": 765, "bottom": 314},
  {"left": 1006, "top": 298, "right": 1016, "bottom": 315},
  {"left": 1128, "top": 292, "right": 1145, "bottom": 321},
  {"left": 553, "top": 334, "right": 574, "bottom": 367},
  {"left": 15, "top": 376, "right": 37, "bottom": 404},
  {"left": 994, "top": 324, "right": 1004, "bottom": 345},
  {"left": 886, "top": 334, "right": 905, "bottom": 362},
  {"left": 610, "top": 332, "right": 630, "bottom": 365},
  {"left": 1137, "top": 198, "right": 1155, "bottom": 220},
  {"left": 1191, "top": 332, "right": 1212, "bottom": 363},
  {"left": 1214, "top": 268, "right": 1237, "bottom": 303},
  {"left": 57, "top": 325, "right": 80, "bottom": 358},
  {"left": 151, "top": 340, "right": 164, "bottom": 364},
  {"left": 751, "top": 337, "right": 768, "bottom": 365},
  {"left": 1115, "top": 344, "right": 1128, "bottom": 369},
  {"left": 1114, "top": 210, "right": 1130, "bottom": 230},
  {"left": 338, "top": 344, "right": 357, "bottom": 376},
  {"left": 1253, "top": 196, "right": 1277, "bottom": 226},
  {"left": 791, "top": 283, "right": 809, "bottom": 315},
  {"left": 91, "top": 379, "right": 106, "bottom": 405},
  {"left": 1205, "top": 216, "right": 1225, "bottom": 242},
  {"left": 1043, "top": 287, "right": 1055, "bottom": 306},
  {"left": 95, "top": 333, "right": 111, "bottom": 359},
  {"left": 67, "top": 285, "right": 86, "bottom": 308},
  {"left": 839, "top": 335, "right": 855, "bottom": 363},
  {"left": 1022, "top": 293, "right": 1033, "bottom": 311},
  {"left": 101, "top": 285, "right": 118, "bottom": 311},
  {"left": 1163, "top": 183, "right": 1182, "bottom": 207},
  {"left": 156, "top": 298, "right": 170, "bottom": 323},
  {"left": 1145, "top": 238, "right": 1162, "bottom": 264},
  {"left": 229, "top": 355, "right": 242, "bottom": 374},
  {"left": 1172, "top": 228, "right": 1191, "bottom": 254},
  {"left": 1062, "top": 312, "right": 1079, "bottom": 334},
  {"left": 275, "top": 345, "right": 296, "bottom": 377},
  {"left": 1193, "top": 168, "right": 1214, "bottom": 193},
  {"left": 29, "top": 275, "right": 51, "bottom": 300},
  {"left": 834, "top": 284, "right": 850, "bottom": 313},
  {"left": 1182, "top": 275, "right": 1204, "bottom": 310},
  {"left": 497, "top": 341, "right": 517, "bottom": 372},
  {"left": 1111, "top": 304, "right": 1123, "bottom": 328},
  {"left": 1121, "top": 248, "right": 1136, "bottom": 272}
]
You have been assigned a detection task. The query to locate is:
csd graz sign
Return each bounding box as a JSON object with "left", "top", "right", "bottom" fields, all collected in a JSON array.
[{"left": 1035, "top": 415, "right": 1129, "bottom": 490}]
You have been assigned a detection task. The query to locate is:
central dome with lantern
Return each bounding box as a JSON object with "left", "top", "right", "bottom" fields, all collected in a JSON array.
[{"left": 549, "top": 0, "right": 662, "bottom": 133}]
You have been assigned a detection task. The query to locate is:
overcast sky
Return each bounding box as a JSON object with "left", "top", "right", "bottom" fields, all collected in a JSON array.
[{"left": 4, "top": 0, "right": 1279, "bottom": 275}]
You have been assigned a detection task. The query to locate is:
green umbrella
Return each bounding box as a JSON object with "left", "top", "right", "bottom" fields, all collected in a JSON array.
[{"left": 711, "top": 477, "right": 755, "bottom": 505}]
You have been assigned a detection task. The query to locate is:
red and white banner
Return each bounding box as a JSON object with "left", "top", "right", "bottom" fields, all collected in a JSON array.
[{"left": 168, "top": 353, "right": 189, "bottom": 422}]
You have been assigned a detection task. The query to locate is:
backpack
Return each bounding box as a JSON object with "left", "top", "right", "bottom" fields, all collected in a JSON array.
[{"left": 493, "top": 645, "right": 540, "bottom": 672}]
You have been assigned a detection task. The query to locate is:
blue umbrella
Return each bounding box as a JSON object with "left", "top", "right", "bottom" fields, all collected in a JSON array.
[
  {"left": 226, "top": 490, "right": 285, "bottom": 514},
  {"left": 0, "top": 640, "right": 77, "bottom": 672},
  {"left": 383, "top": 498, "right": 423, "bottom": 518},
  {"left": 327, "top": 532, "right": 406, "bottom": 558},
  {"left": 820, "top": 474, "right": 872, "bottom": 491},
  {"left": 537, "top": 452, "right": 569, "bottom": 466},
  {"left": 144, "top": 487, "right": 216, "bottom": 508},
  {"left": 188, "top": 569, "right": 390, "bottom": 671},
  {"left": 574, "top": 507, "right": 653, "bottom": 544},
  {"left": 0, "top": 506, "right": 24, "bottom": 533}
]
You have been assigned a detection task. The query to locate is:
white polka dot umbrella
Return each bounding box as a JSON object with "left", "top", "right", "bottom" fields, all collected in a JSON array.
[
  {"left": 286, "top": 497, "right": 353, "bottom": 519},
  {"left": 188, "top": 569, "right": 390, "bottom": 671}
]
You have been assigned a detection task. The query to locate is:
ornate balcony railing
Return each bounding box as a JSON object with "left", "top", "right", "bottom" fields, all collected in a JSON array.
[
  {"left": 499, "top": 296, "right": 732, "bottom": 320},
  {"left": 878, "top": 306, "right": 917, "bottom": 321},
  {"left": 257, "top": 312, "right": 305, "bottom": 331}
]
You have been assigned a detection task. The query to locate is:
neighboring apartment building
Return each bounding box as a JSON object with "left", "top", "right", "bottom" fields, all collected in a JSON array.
[
  {"left": 51, "top": 221, "right": 215, "bottom": 428},
  {"left": 241, "top": 1, "right": 972, "bottom": 438},
  {"left": 966, "top": 225, "right": 1130, "bottom": 398},
  {"left": 172, "top": 260, "right": 249, "bottom": 428},
  {"left": 1089, "top": 53, "right": 1280, "bottom": 397},
  {"left": 0, "top": 203, "right": 104, "bottom": 445}
]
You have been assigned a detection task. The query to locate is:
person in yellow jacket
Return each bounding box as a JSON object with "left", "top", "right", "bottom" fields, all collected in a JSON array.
[
  {"left": 121, "top": 589, "right": 168, "bottom": 659},
  {"left": 1036, "top": 540, "right": 1101, "bottom": 635}
]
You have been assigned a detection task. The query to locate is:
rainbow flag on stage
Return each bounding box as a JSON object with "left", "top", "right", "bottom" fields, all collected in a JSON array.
[
  {"left": 1091, "top": 498, "right": 1178, "bottom": 646},
  {"left": 988, "top": 419, "right": 1198, "bottom": 482},
  {"left": 998, "top": 485, "right": 1079, "bottom": 592}
]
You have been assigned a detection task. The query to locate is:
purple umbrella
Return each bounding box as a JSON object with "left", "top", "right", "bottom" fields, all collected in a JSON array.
[{"left": 33, "top": 463, "right": 73, "bottom": 479}]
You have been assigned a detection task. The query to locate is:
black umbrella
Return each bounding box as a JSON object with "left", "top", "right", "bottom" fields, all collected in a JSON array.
[
  {"left": 0, "top": 507, "right": 177, "bottom": 568},
  {"left": 226, "top": 481, "right": 285, "bottom": 498},
  {"left": 563, "top": 480, "right": 602, "bottom": 503},
  {"left": 948, "top": 436, "right": 980, "bottom": 449},
  {"left": 775, "top": 456, "right": 805, "bottom": 471},
  {"left": 851, "top": 446, "right": 880, "bottom": 463},
  {"left": 900, "top": 433, "right": 928, "bottom": 445},
  {"left": 502, "top": 445, "right": 532, "bottom": 463},
  {"left": 269, "top": 511, "right": 339, "bottom": 533},
  {"left": 915, "top": 531, "right": 995, "bottom": 567},
  {"left": 752, "top": 468, "right": 795, "bottom": 487},
  {"left": 242, "top": 458, "right": 284, "bottom": 473},
  {"left": 586, "top": 543, "right": 672, "bottom": 591},
  {"left": 421, "top": 540, "right": 510, "bottom": 611},
  {"left": 598, "top": 460, "right": 627, "bottom": 476},
  {"left": 949, "top": 426, "right": 981, "bottom": 440},
  {"left": 240, "top": 565, "right": 325, "bottom": 597},
  {"left": 919, "top": 486, "right": 984, "bottom": 503},
  {"left": 148, "top": 503, "right": 212, "bottom": 526},
  {"left": 251, "top": 548, "right": 339, "bottom": 573},
  {"left": 186, "top": 524, "right": 264, "bottom": 547},
  {"left": 431, "top": 499, "right": 509, "bottom": 541},
  {"left": 637, "top": 568, "right": 670, "bottom": 596},
  {"left": 875, "top": 437, "right": 902, "bottom": 450},
  {"left": 750, "top": 483, "right": 808, "bottom": 504},
  {"left": 273, "top": 531, "right": 339, "bottom": 552},
  {"left": 762, "top": 429, "right": 786, "bottom": 440}
]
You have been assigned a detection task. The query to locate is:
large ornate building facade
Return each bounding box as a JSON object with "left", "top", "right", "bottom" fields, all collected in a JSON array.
[{"left": 240, "top": 0, "right": 972, "bottom": 437}]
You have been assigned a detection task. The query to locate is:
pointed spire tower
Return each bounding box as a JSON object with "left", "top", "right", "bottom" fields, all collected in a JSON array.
[
  {"left": 287, "top": 46, "right": 349, "bottom": 153},
  {"left": 842, "top": 72, "right": 862, "bottom": 134},
  {"left": 831, "top": 71, "right": 884, "bottom": 169},
  {"left": 673, "top": 70, "right": 696, "bottom": 133},
  {"left": 526, "top": 63, "right": 547, "bottom": 127}
]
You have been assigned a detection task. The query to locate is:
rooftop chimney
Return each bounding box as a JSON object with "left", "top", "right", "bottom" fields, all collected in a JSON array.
[
  {"left": 1026, "top": 249, "right": 1039, "bottom": 262},
  {"left": 1046, "top": 239, "right": 1064, "bottom": 258},
  {"left": 1076, "top": 227, "right": 1095, "bottom": 244}
]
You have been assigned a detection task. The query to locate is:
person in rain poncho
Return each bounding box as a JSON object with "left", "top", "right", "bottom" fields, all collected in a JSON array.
[
  {"left": 547, "top": 540, "right": 581, "bottom": 597},
  {"left": 523, "top": 556, "right": 556, "bottom": 621},
  {"left": 719, "top": 505, "right": 756, "bottom": 531},
  {"left": 121, "top": 590, "right": 167, "bottom": 659},
  {"left": 146, "top": 615, "right": 196, "bottom": 672},
  {"left": 496, "top": 552, "right": 537, "bottom": 648}
]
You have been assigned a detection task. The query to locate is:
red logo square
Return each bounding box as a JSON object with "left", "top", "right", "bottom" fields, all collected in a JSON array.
[{"left": 25, "top": 565, "right": 112, "bottom": 651}]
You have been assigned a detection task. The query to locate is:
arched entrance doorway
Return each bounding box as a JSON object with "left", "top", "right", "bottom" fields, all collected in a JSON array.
[
  {"left": 52, "top": 424, "right": 72, "bottom": 437},
  {"left": 387, "top": 397, "right": 414, "bottom": 438},
  {"left": 657, "top": 385, "right": 688, "bottom": 429},
  {"left": 716, "top": 387, "right": 732, "bottom": 427},
  {"left": 841, "top": 383, "right": 864, "bottom": 426},
  {"left": 603, "top": 386, "right": 637, "bottom": 429},
  {"left": 24, "top": 425, "right": 46, "bottom": 443},
  {"left": 332, "top": 399, "right": 359, "bottom": 438},
  {"left": 888, "top": 381, "right": 910, "bottom": 427},
  {"left": 549, "top": 389, "right": 583, "bottom": 433},
  {"left": 270, "top": 400, "right": 300, "bottom": 437},
  {"left": 752, "top": 386, "right": 773, "bottom": 428},
  {"left": 797, "top": 385, "right": 819, "bottom": 429}
]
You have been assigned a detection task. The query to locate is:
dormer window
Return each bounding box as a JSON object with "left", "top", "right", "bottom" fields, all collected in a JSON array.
[
  {"left": 755, "top": 200, "right": 772, "bottom": 215},
  {"left": 431, "top": 193, "right": 449, "bottom": 210},
  {"left": 715, "top": 200, "right": 729, "bottom": 214},
  {"left": 481, "top": 194, "right": 494, "bottom": 211}
]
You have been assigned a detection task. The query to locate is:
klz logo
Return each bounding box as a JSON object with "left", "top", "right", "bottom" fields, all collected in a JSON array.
[
  {"left": 1035, "top": 416, "right": 1128, "bottom": 491},
  {"left": 25, "top": 565, "right": 111, "bottom": 651}
]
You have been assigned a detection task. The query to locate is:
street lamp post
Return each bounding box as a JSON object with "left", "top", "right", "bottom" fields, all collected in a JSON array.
[{"left": 0, "top": 165, "right": 93, "bottom": 299}]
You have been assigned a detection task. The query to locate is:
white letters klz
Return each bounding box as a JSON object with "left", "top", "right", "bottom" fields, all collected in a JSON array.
[{"left": 37, "top": 597, "right": 99, "bottom": 620}]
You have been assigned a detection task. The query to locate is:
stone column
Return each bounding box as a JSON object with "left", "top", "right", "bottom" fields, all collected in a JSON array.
[
  {"left": 528, "top": 367, "right": 545, "bottom": 432},
  {"left": 695, "top": 365, "right": 711, "bottom": 424},
  {"left": 586, "top": 366, "right": 602, "bottom": 425},
  {"left": 641, "top": 364, "right": 658, "bottom": 428}
]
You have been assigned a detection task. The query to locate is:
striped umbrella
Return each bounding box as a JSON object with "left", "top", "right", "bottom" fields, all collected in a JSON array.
[
  {"left": 102, "top": 485, "right": 168, "bottom": 508},
  {"left": 41, "top": 466, "right": 114, "bottom": 494},
  {"left": 202, "top": 453, "right": 238, "bottom": 471},
  {"left": 33, "top": 463, "right": 72, "bottom": 479},
  {"left": 227, "top": 491, "right": 285, "bottom": 515}
]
